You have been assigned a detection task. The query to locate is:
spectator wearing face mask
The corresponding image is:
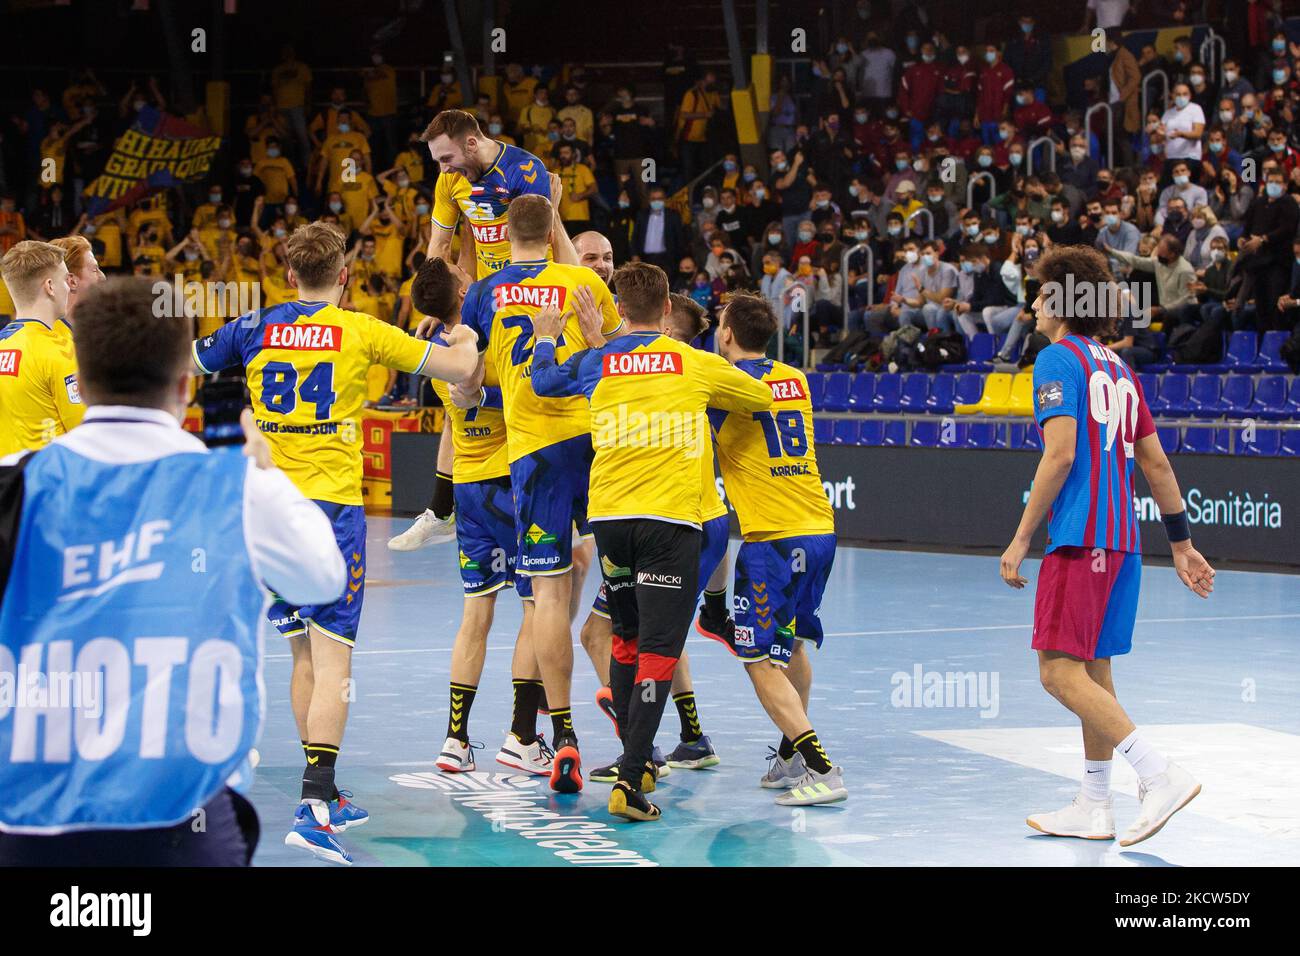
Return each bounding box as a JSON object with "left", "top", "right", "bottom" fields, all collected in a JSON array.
[
  {"left": 1160, "top": 83, "right": 1205, "bottom": 180},
  {"left": 1234, "top": 168, "right": 1300, "bottom": 331},
  {"left": 899, "top": 42, "right": 943, "bottom": 148},
  {"left": 934, "top": 46, "right": 978, "bottom": 137},
  {"left": 921, "top": 180, "right": 958, "bottom": 243},
  {"left": 1209, "top": 166, "right": 1252, "bottom": 232},
  {"left": 1182, "top": 206, "right": 1229, "bottom": 270},
  {"left": 946, "top": 244, "right": 1018, "bottom": 341},
  {"left": 1200, "top": 128, "right": 1243, "bottom": 184},
  {"left": 1155, "top": 162, "right": 1207, "bottom": 226},
  {"left": 1256, "top": 33, "right": 1293, "bottom": 93},
  {"left": 790, "top": 219, "right": 822, "bottom": 265},
  {"left": 897, "top": 241, "right": 958, "bottom": 332},
  {"left": 1061, "top": 135, "right": 1100, "bottom": 193},
  {"left": 1045, "top": 198, "right": 1083, "bottom": 245},
  {"left": 1095, "top": 200, "right": 1141, "bottom": 273},
  {"left": 1187, "top": 237, "right": 1236, "bottom": 328},
  {"left": 1131, "top": 173, "right": 1160, "bottom": 231},
  {"left": 1218, "top": 59, "right": 1254, "bottom": 106},
  {"left": 230, "top": 157, "right": 265, "bottom": 228},
  {"left": 891, "top": 181, "right": 924, "bottom": 234},
  {"left": 1157, "top": 197, "right": 1192, "bottom": 246},
  {"left": 849, "top": 32, "right": 897, "bottom": 107},
  {"left": 976, "top": 44, "right": 1016, "bottom": 145},
  {"left": 1108, "top": 234, "right": 1198, "bottom": 329}
]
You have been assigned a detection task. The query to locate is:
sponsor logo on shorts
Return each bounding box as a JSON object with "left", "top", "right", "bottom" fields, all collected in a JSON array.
[
  {"left": 734, "top": 625, "right": 756, "bottom": 648},
  {"left": 0, "top": 350, "right": 20, "bottom": 376},
  {"left": 600, "top": 555, "right": 630, "bottom": 577},
  {"left": 602, "top": 351, "right": 682, "bottom": 376},
  {"left": 767, "top": 377, "right": 808, "bottom": 402},
  {"left": 523, "top": 523, "right": 557, "bottom": 548},
  {"left": 636, "top": 571, "right": 682, "bottom": 588},
  {"left": 262, "top": 323, "right": 343, "bottom": 351},
  {"left": 492, "top": 283, "right": 568, "bottom": 311},
  {"left": 459, "top": 551, "right": 480, "bottom": 571}
]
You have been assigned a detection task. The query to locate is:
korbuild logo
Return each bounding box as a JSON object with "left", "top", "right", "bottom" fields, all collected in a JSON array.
[
  {"left": 49, "top": 886, "right": 152, "bottom": 936},
  {"left": 890, "top": 664, "right": 1000, "bottom": 718},
  {"left": 390, "top": 771, "right": 655, "bottom": 867}
]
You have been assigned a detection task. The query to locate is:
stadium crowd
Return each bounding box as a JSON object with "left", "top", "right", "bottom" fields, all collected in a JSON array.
[{"left": 4, "top": 3, "right": 1300, "bottom": 384}]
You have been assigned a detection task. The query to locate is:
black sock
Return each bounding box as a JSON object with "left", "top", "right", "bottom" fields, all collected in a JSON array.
[
  {"left": 302, "top": 743, "right": 339, "bottom": 801},
  {"left": 549, "top": 707, "right": 575, "bottom": 742},
  {"left": 428, "top": 470, "right": 454, "bottom": 519},
  {"left": 619, "top": 679, "right": 673, "bottom": 789},
  {"left": 778, "top": 735, "right": 796, "bottom": 760},
  {"left": 703, "top": 588, "right": 727, "bottom": 620},
  {"left": 447, "top": 682, "right": 476, "bottom": 743},
  {"left": 511, "top": 679, "right": 543, "bottom": 744},
  {"left": 673, "top": 691, "right": 702, "bottom": 743},
  {"left": 793, "top": 730, "right": 832, "bottom": 775},
  {"left": 609, "top": 658, "right": 636, "bottom": 744}
]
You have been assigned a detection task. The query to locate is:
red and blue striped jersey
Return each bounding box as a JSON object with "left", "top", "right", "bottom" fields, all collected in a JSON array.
[{"left": 1031, "top": 334, "right": 1156, "bottom": 554}]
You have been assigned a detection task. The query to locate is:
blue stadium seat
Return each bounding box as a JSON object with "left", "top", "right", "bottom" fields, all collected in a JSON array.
[
  {"left": 1149, "top": 373, "right": 1191, "bottom": 417},
  {"left": 1259, "top": 331, "right": 1289, "bottom": 373},
  {"left": 858, "top": 419, "right": 885, "bottom": 446},
  {"left": 1283, "top": 378, "right": 1300, "bottom": 419},
  {"left": 964, "top": 332, "right": 996, "bottom": 372},
  {"left": 881, "top": 420, "right": 907, "bottom": 445},
  {"left": 1181, "top": 425, "right": 1228, "bottom": 454},
  {"left": 997, "top": 332, "right": 1025, "bottom": 364},
  {"left": 937, "top": 421, "right": 967, "bottom": 447},
  {"left": 831, "top": 419, "right": 860, "bottom": 445},
  {"left": 1280, "top": 429, "right": 1300, "bottom": 456},
  {"left": 1240, "top": 428, "right": 1282, "bottom": 456},
  {"left": 965, "top": 421, "right": 1003, "bottom": 449},
  {"left": 1223, "top": 331, "right": 1261, "bottom": 373},
  {"left": 813, "top": 417, "right": 832, "bottom": 444},
  {"left": 926, "top": 373, "right": 957, "bottom": 414},
  {"left": 806, "top": 372, "right": 826, "bottom": 411},
  {"left": 1183, "top": 374, "right": 1223, "bottom": 417},
  {"left": 848, "top": 372, "right": 877, "bottom": 412},
  {"left": 1248, "top": 375, "right": 1289, "bottom": 420},
  {"left": 909, "top": 420, "right": 940, "bottom": 446},
  {"left": 1019, "top": 425, "right": 1042, "bottom": 450},
  {"left": 898, "top": 373, "right": 931, "bottom": 412},
  {"left": 822, "top": 372, "right": 851, "bottom": 412},
  {"left": 1157, "top": 425, "right": 1180, "bottom": 454},
  {"left": 1143, "top": 332, "right": 1171, "bottom": 373},
  {"left": 1216, "top": 375, "right": 1254, "bottom": 417},
  {"left": 873, "top": 373, "right": 903, "bottom": 413},
  {"left": 1137, "top": 372, "right": 1159, "bottom": 401},
  {"left": 953, "top": 372, "right": 984, "bottom": 407}
]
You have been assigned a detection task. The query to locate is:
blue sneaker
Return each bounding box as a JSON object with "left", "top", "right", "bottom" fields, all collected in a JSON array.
[
  {"left": 330, "top": 790, "right": 369, "bottom": 831},
  {"left": 665, "top": 735, "right": 720, "bottom": 770},
  {"left": 284, "top": 802, "right": 353, "bottom": 865}
]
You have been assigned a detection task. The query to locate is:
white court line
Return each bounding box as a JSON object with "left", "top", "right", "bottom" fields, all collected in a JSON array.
[
  {"left": 262, "top": 614, "right": 1300, "bottom": 660},
  {"left": 824, "top": 613, "right": 1300, "bottom": 639}
]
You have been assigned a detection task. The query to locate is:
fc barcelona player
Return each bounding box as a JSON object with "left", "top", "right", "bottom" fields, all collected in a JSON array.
[
  {"left": 1000, "top": 246, "right": 1214, "bottom": 847},
  {"left": 193, "top": 222, "right": 478, "bottom": 864}
]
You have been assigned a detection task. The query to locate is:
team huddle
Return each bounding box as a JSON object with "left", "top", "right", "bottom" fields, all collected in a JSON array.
[{"left": 0, "top": 108, "right": 1219, "bottom": 866}]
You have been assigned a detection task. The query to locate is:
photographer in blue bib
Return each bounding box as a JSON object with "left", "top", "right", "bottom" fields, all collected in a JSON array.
[{"left": 0, "top": 277, "right": 346, "bottom": 866}]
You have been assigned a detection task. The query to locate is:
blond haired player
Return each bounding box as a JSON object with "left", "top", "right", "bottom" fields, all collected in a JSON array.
[
  {"left": 0, "top": 241, "right": 84, "bottom": 457},
  {"left": 192, "top": 221, "right": 479, "bottom": 864}
]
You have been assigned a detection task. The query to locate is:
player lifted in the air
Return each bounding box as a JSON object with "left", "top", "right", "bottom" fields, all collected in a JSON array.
[
  {"left": 711, "top": 293, "right": 847, "bottom": 807},
  {"left": 193, "top": 222, "right": 478, "bottom": 864},
  {"left": 390, "top": 108, "right": 553, "bottom": 552},
  {"left": 1000, "top": 246, "right": 1212, "bottom": 847},
  {"left": 457, "top": 194, "right": 623, "bottom": 793}
]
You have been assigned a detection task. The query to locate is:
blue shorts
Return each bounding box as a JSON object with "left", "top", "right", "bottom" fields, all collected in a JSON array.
[
  {"left": 733, "top": 533, "right": 836, "bottom": 666},
  {"left": 591, "top": 513, "right": 729, "bottom": 619},
  {"left": 510, "top": 433, "right": 593, "bottom": 578},
  {"left": 455, "top": 478, "right": 531, "bottom": 599},
  {"left": 269, "top": 501, "right": 366, "bottom": 646}
]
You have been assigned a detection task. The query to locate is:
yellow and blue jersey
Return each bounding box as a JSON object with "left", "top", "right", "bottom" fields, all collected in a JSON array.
[
  {"left": 461, "top": 259, "right": 622, "bottom": 463},
  {"left": 192, "top": 300, "right": 435, "bottom": 505},
  {"left": 711, "top": 358, "right": 835, "bottom": 542},
  {"left": 428, "top": 329, "right": 509, "bottom": 483},
  {"left": 0, "top": 317, "right": 84, "bottom": 458},
  {"left": 432, "top": 142, "right": 550, "bottom": 279},
  {"left": 531, "top": 331, "right": 772, "bottom": 527}
]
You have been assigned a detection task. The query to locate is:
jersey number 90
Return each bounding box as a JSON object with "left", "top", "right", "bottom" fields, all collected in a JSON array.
[{"left": 1088, "top": 371, "right": 1138, "bottom": 458}]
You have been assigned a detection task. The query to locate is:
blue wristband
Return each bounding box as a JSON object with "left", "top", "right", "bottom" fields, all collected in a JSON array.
[{"left": 1161, "top": 510, "right": 1191, "bottom": 543}]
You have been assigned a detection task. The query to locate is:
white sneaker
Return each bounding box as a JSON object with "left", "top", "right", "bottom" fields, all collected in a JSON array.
[
  {"left": 435, "top": 737, "right": 476, "bottom": 773},
  {"left": 1119, "top": 762, "right": 1201, "bottom": 847},
  {"left": 1027, "top": 794, "right": 1116, "bottom": 839},
  {"left": 495, "top": 733, "right": 554, "bottom": 775},
  {"left": 758, "top": 749, "right": 806, "bottom": 789},
  {"left": 774, "top": 765, "right": 848, "bottom": 806},
  {"left": 387, "top": 510, "right": 456, "bottom": 551}
]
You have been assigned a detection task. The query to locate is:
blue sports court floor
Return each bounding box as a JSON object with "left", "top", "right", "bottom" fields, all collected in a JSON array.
[{"left": 251, "top": 516, "right": 1300, "bottom": 867}]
